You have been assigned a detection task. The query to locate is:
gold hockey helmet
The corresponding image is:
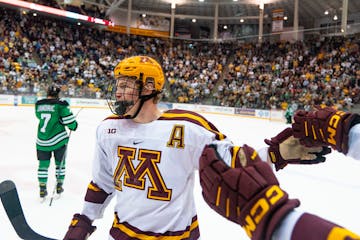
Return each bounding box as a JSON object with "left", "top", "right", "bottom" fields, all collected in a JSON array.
[{"left": 113, "top": 56, "right": 164, "bottom": 92}]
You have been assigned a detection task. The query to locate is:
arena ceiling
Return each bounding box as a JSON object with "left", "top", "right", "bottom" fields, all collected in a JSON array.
[{"left": 83, "top": 0, "right": 360, "bottom": 29}]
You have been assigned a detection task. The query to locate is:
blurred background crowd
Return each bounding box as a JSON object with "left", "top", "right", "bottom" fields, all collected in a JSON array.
[{"left": 0, "top": 3, "right": 359, "bottom": 112}]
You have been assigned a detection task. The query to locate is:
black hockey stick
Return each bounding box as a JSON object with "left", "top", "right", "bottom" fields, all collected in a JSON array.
[
  {"left": 49, "top": 107, "right": 83, "bottom": 206},
  {"left": 0, "top": 180, "right": 58, "bottom": 240}
]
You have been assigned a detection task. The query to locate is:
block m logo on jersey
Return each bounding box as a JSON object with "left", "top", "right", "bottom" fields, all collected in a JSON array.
[{"left": 113, "top": 146, "right": 172, "bottom": 201}]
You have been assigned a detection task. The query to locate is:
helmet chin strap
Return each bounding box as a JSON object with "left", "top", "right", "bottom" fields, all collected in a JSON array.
[
  {"left": 123, "top": 72, "right": 160, "bottom": 119},
  {"left": 125, "top": 92, "right": 159, "bottom": 119}
]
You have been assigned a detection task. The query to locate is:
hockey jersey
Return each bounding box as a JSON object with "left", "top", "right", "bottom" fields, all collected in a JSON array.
[
  {"left": 35, "top": 98, "right": 78, "bottom": 151},
  {"left": 81, "top": 109, "right": 238, "bottom": 240},
  {"left": 348, "top": 123, "right": 360, "bottom": 160},
  {"left": 79, "top": 109, "right": 360, "bottom": 240}
]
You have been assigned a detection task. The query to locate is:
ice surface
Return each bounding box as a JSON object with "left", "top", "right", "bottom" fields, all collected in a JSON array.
[{"left": 0, "top": 106, "right": 359, "bottom": 239}]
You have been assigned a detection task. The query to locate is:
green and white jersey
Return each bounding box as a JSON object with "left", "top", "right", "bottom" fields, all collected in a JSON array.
[{"left": 35, "top": 98, "right": 78, "bottom": 151}]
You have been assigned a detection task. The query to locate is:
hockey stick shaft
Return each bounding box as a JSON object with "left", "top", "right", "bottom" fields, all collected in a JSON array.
[
  {"left": 0, "top": 180, "right": 58, "bottom": 240},
  {"left": 49, "top": 107, "right": 83, "bottom": 206}
]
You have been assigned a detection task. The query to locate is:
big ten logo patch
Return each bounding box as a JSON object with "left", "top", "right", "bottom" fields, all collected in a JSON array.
[{"left": 108, "top": 128, "right": 116, "bottom": 134}]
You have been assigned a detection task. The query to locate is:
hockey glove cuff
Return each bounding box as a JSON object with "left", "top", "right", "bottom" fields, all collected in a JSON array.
[
  {"left": 63, "top": 213, "right": 96, "bottom": 240},
  {"left": 291, "top": 213, "right": 360, "bottom": 240}
]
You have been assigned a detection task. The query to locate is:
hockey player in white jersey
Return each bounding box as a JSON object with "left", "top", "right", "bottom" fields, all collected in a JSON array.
[{"left": 63, "top": 56, "right": 359, "bottom": 240}]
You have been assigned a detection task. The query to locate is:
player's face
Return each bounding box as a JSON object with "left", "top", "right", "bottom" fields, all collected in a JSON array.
[
  {"left": 110, "top": 76, "right": 142, "bottom": 117},
  {"left": 115, "top": 77, "right": 139, "bottom": 102}
]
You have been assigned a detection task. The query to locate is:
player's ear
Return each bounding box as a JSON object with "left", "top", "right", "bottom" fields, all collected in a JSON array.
[{"left": 143, "top": 77, "right": 156, "bottom": 92}]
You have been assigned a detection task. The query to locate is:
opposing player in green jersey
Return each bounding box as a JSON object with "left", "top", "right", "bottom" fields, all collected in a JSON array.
[{"left": 35, "top": 85, "right": 78, "bottom": 199}]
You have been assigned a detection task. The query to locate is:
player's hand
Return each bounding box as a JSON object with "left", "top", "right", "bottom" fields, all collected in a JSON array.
[
  {"left": 69, "top": 121, "right": 78, "bottom": 131},
  {"left": 292, "top": 107, "right": 360, "bottom": 154},
  {"left": 199, "top": 144, "right": 300, "bottom": 240},
  {"left": 265, "top": 128, "right": 331, "bottom": 171},
  {"left": 63, "top": 214, "right": 96, "bottom": 240}
]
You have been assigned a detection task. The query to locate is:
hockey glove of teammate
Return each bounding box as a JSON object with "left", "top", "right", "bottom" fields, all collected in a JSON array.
[
  {"left": 199, "top": 144, "right": 300, "bottom": 240},
  {"left": 265, "top": 128, "right": 331, "bottom": 171},
  {"left": 63, "top": 213, "right": 96, "bottom": 240},
  {"left": 292, "top": 107, "right": 360, "bottom": 154}
]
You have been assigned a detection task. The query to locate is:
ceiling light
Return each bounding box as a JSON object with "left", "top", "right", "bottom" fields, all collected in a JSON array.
[
  {"left": 324, "top": 10, "right": 329, "bottom": 15},
  {"left": 192, "top": 18, "right": 197, "bottom": 22},
  {"left": 240, "top": 18, "right": 244, "bottom": 23},
  {"left": 283, "top": 16, "right": 288, "bottom": 20},
  {"left": 333, "top": 15, "right": 338, "bottom": 20},
  {"left": 259, "top": 0, "right": 264, "bottom": 10}
]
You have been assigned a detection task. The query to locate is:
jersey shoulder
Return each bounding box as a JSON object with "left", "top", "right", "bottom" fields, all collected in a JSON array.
[
  {"left": 36, "top": 98, "right": 68, "bottom": 106},
  {"left": 159, "top": 109, "right": 226, "bottom": 140},
  {"left": 58, "top": 99, "right": 70, "bottom": 106},
  {"left": 103, "top": 114, "right": 124, "bottom": 121}
]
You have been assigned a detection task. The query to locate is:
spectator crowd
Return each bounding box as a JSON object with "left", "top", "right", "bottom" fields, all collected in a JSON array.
[{"left": 0, "top": 7, "right": 359, "bottom": 111}]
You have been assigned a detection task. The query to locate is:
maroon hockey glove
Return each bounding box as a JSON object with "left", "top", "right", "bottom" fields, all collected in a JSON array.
[
  {"left": 292, "top": 107, "right": 360, "bottom": 154},
  {"left": 63, "top": 214, "right": 96, "bottom": 240},
  {"left": 199, "top": 144, "right": 300, "bottom": 240},
  {"left": 265, "top": 128, "right": 331, "bottom": 171}
]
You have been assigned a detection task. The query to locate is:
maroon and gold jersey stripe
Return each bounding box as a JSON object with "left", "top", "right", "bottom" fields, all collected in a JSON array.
[
  {"left": 84, "top": 181, "right": 111, "bottom": 204},
  {"left": 327, "top": 226, "right": 360, "bottom": 240},
  {"left": 111, "top": 213, "right": 200, "bottom": 240},
  {"left": 291, "top": 213, "right": 360, "bottom": 240},
  {"left": 159, "top": 109, "right": 226, "bottom": 140},
  {"left": 104, "top": 114, "right": 123, "bottom": 121}
]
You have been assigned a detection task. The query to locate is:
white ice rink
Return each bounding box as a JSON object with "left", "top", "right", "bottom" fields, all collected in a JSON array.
[{"left": 0, "top": 105, "right": 360, "bottom": 240}]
